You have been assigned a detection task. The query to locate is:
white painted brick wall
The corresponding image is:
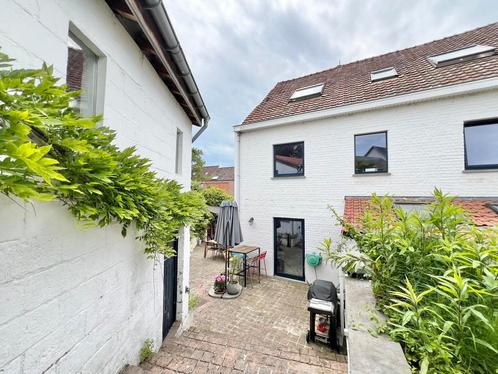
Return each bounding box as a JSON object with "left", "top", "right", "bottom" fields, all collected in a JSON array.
[
  {"left": 237, "top": 89, "right": 498, "bottom": 284},
  {"left": 0, "top": 0, "right": 194, "bottom": 372}
]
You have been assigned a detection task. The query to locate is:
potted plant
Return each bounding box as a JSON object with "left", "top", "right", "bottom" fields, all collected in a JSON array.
[
  {"left": 227, "top": 256, "right": 242, "bottom": 295},
  {"left": 213, "top": 274, "right": 226, "bottom": 294}
]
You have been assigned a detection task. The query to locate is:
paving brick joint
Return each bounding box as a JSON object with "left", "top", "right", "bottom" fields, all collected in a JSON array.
[{"left": 138, "top": 246, "right": 347, "bottom": 373}]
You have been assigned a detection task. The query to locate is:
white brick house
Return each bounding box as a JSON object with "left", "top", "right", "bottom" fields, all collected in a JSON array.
[
  {"left": 0, "top": 1, "right": 208, "bottom": 373},
  {"left": 235, "top": 23, "right": 498, "bottom": 284}
]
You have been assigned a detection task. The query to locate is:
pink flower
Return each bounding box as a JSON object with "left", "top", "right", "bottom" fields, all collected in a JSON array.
[{"left": 215, "top": 274, "right": 225, "bottom": 282}]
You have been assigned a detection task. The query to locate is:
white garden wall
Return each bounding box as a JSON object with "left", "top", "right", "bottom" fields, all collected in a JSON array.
[
  {"left": 237, "top": 88, "right": 498, "bottom": 284},
  {"left": 0, "top": 0, "right": 194, "bottom": 372}
]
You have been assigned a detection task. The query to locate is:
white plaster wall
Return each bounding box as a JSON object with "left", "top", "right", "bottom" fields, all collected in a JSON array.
[
  {"left": 237, "top": 89, "right": 498, "bottom": 284},
  {"left": 0, "top": 0, "right": 194, "bottom": 372}
]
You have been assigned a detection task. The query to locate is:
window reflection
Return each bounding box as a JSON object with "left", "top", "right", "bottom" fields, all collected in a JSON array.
[
  {"left": 274, "top": 142, "right": 304, "bottom": 176},
  {"left": 464, "top": 122, "right": 498, "bottom": 169},
  {"left": 67, "top": 32, "right": 98, "bottom": 116},
  {"left": 355, "top": 132, "right": 387, "bottom": 173},
  {"left": 274, "top": 218, "right": 304, "bottom": 280}
]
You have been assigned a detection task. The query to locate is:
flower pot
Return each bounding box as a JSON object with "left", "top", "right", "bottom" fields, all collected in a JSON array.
[
  {"left": 214, "top": 281, "right": 225, "bottom": 294},
  {"left": 226, "top": 282, "right": 241, "bottom": 295}
]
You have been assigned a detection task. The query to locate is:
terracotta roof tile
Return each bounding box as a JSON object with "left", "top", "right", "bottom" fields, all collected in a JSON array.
[
  {"left": 343, "top": 196, "right": 498, "bottom": 228},
  {"left": 203, "top": 165, "right": 234, "bottom": 181},
  {"left": 243, "top": 22, "right": 498, "bottom": 125}
]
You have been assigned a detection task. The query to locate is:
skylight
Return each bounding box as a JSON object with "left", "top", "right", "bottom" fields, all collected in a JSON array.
[
  {"left": 428, "top": 45, "right": 496, "bottom": 67},
  {"left": 394, "top": 203, "right": 429, "bottom": 217},
  {"left": 370, "top": 67, "right": 398, "bottom": 82},
  {"left": 290, "top": 83, "right": 324, "bottom": 101},
  {"left": 488, "top": 204, "right": 498, "bottom": 214}
]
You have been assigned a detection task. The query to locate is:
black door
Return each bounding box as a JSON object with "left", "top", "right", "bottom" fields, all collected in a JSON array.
[
  {"left": 274, "top": 217, "right": 305, "bottom": 281},
  {"left": 163, "top": 241, "right": 178, "bottom": 340}
]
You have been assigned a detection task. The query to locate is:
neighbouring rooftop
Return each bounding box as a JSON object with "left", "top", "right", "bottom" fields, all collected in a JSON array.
[
  {"left": 343, "top": 196, "right": 498, "bottom": 228},
  {"left": 203, "top": 165, "right": 234, "bottom": 181},
  {"left": 242, "top": 22, "right": 498, "bottom": 125}
]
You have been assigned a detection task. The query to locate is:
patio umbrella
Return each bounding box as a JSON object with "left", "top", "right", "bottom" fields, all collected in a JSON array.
[{"left": 214, "top": 200, "right": 243, "bottom": 286}]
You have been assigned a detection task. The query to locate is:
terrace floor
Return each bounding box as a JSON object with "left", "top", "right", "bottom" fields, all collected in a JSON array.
[{"left": 140, "top": 245, "right": 347, "bottom": 373}]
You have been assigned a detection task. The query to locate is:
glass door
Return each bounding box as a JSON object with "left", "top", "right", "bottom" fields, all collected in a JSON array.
[{"left": 274, "top": 217, "right": 305, "bottom": 281}]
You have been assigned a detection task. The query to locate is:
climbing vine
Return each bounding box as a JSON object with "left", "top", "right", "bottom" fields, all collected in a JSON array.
[{"left": 0, "top": 51, "right": 208, "bottom": 257}]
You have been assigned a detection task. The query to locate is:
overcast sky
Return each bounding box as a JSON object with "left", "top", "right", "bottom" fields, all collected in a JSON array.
[{"left": 166, "top": 0, "right": 498, "bottom": 167}]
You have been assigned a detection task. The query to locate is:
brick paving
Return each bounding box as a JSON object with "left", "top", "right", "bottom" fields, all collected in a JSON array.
[{"left": 140, "top": 246, "right": 347, "bottom": 373}]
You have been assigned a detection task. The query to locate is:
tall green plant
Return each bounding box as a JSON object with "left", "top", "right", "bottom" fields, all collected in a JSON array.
[
  {"left": 322, "top": 189, "right": 498, "bottom": 373},
  {"left": 0, "top": 52, "right": 208, "bottom": 258}
]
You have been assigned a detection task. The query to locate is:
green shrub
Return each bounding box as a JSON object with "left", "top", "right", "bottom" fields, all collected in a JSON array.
[
  {"left": 201, "top": 186, "right": 232, "bottom": 207},
  {"left": 322, "top": 189, "right": 498, "bottom": 373},
  {"left": 139, "top": 339, "right": 154, "bottom": 363},
  {"left": 0, "top": 52, "right": 208, "bottom": 258}
]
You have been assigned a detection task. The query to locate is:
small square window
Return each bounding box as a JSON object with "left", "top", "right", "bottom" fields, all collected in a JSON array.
[
  {"left": 273, "top": 142, "right": 304, "bottom": 177},
  {"left": 66, "top": 31, "right": 100, "bottom": 116},
  {"left": 355, "top": 132, "right": 388, "bottom": 174},
  {"left": 464, "top": 120, "right": 498, "bottom": 170}
]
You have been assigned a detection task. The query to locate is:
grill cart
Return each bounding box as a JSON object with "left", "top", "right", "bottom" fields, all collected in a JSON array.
[{"left": 305, "top": 280, "right": 339, "bottom": 351}]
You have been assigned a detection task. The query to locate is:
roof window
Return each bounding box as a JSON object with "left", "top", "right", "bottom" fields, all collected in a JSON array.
[
  {"left": 370, "top": 67, "right": 398, "bottom": 82},
  {"left": 428, "top": 45, "right": 495, "bottom": 67},
  {"left": 488, "top": 204, "right": 498, "bottom": 214},
  {"left": 290, "top": 83, "right": 324, "bottom": 101}
]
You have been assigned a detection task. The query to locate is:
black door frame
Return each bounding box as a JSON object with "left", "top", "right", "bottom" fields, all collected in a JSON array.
[
  {"left": 162, "top": 240, "right": 178, "bottom": 340},
  {"left": 273, "top": 217, "right": 305, "bottom": 281}
]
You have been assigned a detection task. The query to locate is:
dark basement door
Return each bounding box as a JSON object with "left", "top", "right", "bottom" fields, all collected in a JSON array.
[{"left": 163, "top": 240, "right": 178, "bottom": 340}]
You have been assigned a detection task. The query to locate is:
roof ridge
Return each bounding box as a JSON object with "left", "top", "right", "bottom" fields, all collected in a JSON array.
[{"left": 277, "top": 21, "right": 498, "bottom": 85}]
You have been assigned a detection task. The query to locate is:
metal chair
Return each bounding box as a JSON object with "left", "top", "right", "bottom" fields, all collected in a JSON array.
[{"left": 246, "top": 251, "right": 268, "bottom": 283}]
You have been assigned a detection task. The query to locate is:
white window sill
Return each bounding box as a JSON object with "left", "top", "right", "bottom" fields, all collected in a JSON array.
[
  {"left": 271, "top": 175, "right": 306, "bottom": 180},
  {"left": 462, "top": 169, "right": 498, "bottom": 173},
  {"left": 352, "top": 172, "right": 391, "bottom": 177}
]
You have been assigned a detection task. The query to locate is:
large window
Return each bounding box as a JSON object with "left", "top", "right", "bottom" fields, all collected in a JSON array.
[
  {"left": 464, "top": 120, "right": 498, "bottom": 170},
  {"left": 66, "top": 31, "right": 100, "bottom": 115},
  {"left": 354, "top": 131, "right": 388, "bottom": 174},
  {"left": 273, "top": 142, "right": 304, "bottom": 177}
]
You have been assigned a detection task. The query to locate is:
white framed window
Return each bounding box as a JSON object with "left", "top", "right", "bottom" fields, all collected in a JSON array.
[
  {"left": 175, "top": 129, "right": 183, "bottom": 174},
  {"left": 66, "top": 25, "right": 105, "bottom": 116},
  {"left": 370, "top": 67, "right": 398, "bottom": 82},
  {"left": 428, "top": 45, "right": 495, "bottom": 67},
  {"left": 289, "top": 83, "right": 324, "bottom": 101}
]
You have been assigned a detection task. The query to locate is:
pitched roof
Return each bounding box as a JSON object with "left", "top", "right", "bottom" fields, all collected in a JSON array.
[
  {"left": 203, "top": 165, "right": 234, "bottom": 181},
  {"left": 243, "top": 22, "right": 498, "bottom": 125},
  {"left": 343, "top": 196, "right": 498, "bottom": 228}
]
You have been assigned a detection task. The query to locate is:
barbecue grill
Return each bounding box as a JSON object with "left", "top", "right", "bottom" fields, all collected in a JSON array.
[{"left": 306, "top": 280, "right": 339, "bottom": 351}]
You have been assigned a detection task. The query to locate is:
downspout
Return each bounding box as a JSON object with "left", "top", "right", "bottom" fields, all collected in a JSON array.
[
  {"left": 142, "top": 0, "right": 210, "bottom": 138},
  {"left": 192, "top": 118, "right": 207, "bottom": 143},
  {"left": 235, "top": 130, "right": 241, "bottom": 204}
]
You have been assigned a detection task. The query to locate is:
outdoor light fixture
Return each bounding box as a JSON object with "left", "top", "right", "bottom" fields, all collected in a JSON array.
[{"left": 248, "top": 217, "right": 254, "bottom": 225}]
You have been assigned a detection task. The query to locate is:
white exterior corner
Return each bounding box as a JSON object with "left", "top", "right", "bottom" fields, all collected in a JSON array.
[{"left": 0, "top": 0, "right": 195, "bottom": 373}]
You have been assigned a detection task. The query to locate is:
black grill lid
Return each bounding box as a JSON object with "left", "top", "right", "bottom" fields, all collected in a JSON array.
[{"left": 307, "top": 280, "right": 337, "bottom": 304}]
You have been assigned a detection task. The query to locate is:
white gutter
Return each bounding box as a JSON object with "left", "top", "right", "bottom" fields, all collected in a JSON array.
[{"left": 234, "top": 76, "right": 498, "bottom": 132}]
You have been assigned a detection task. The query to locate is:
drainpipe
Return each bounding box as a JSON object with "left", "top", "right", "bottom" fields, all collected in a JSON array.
[
  {"left": 142, "top": 0, "right": 210, "bottom": 137},
  {"left": 234, "top": 130, "right": 241, "bottom": 204},
  {"left": 192, "top": 118, "right": 207, "bottom": 143}
]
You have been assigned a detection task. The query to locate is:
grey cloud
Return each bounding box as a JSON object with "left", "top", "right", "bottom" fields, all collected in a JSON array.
[{"left": 166, "top": 0, "right": 498, "bottom": 166}]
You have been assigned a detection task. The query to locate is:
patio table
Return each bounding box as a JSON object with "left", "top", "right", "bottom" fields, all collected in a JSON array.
[{"left": 229, "top": 245, "right": 260, "bottom": 287}]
